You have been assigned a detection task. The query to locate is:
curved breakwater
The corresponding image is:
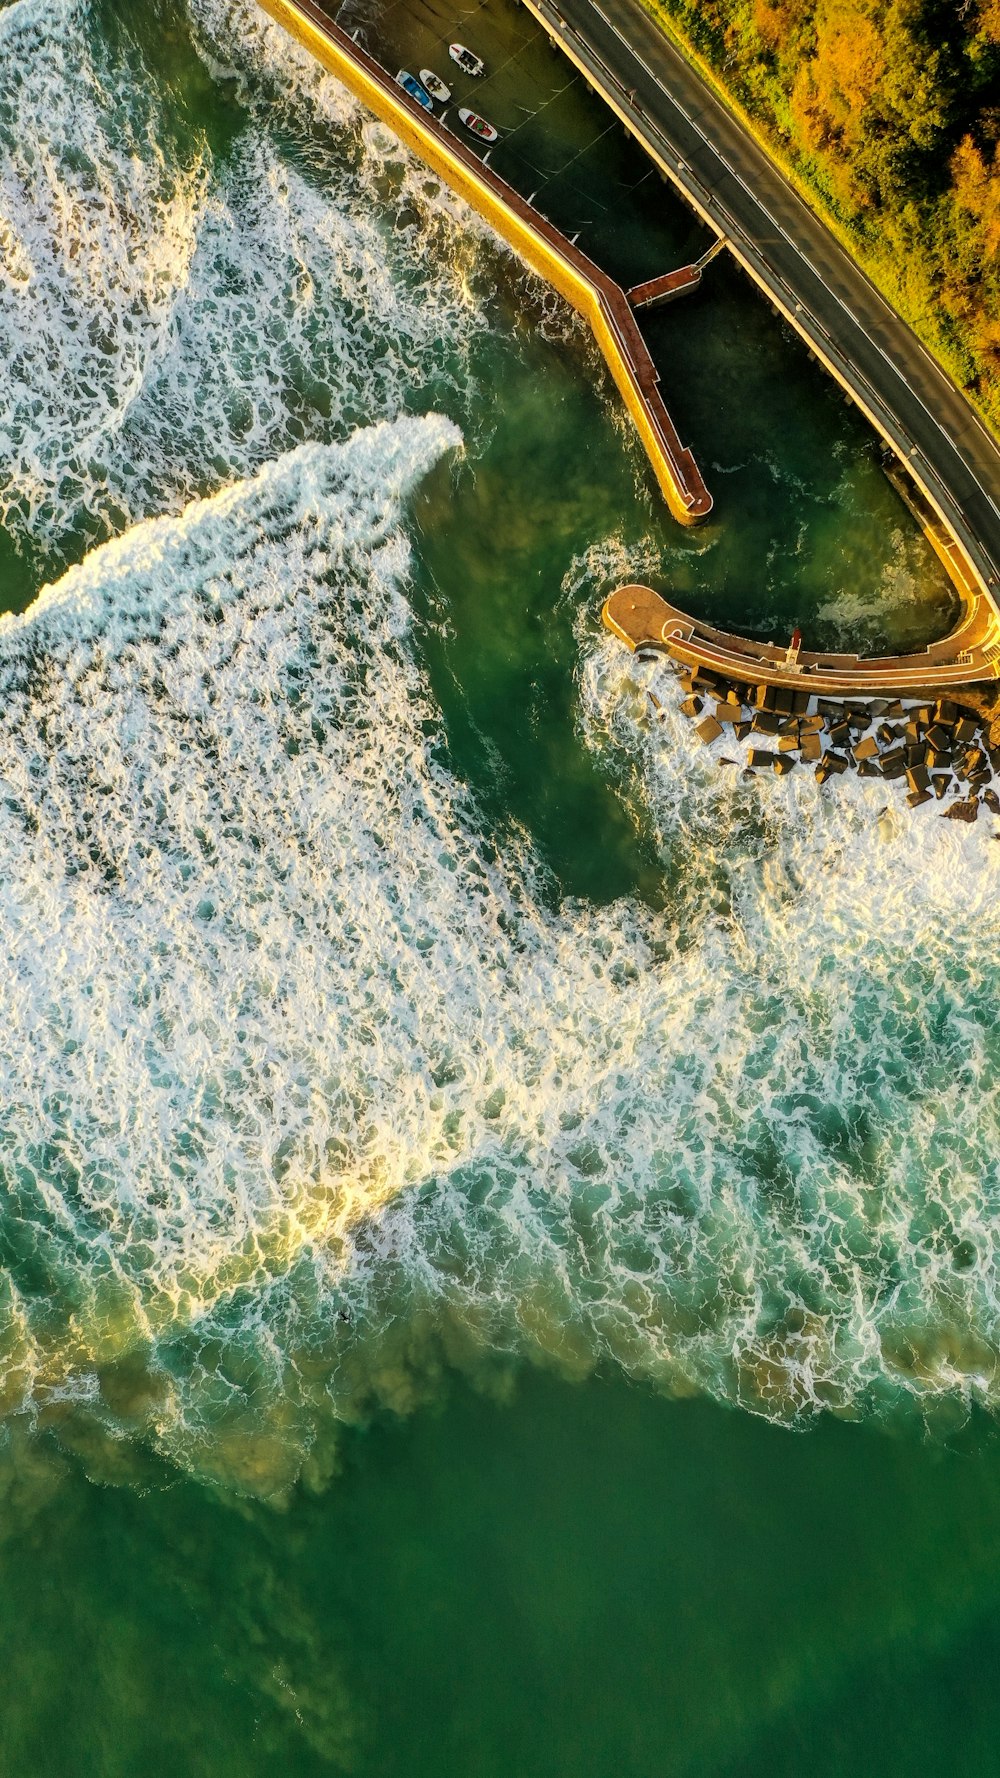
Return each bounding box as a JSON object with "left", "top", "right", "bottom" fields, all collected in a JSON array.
[{"left": 0, "top": 0, "right": 994, "bottom": 1499}]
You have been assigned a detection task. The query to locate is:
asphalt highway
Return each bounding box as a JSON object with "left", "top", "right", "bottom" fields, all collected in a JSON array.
[{"left": 522, "top": 0, "right": 1000, "bottom": 596}]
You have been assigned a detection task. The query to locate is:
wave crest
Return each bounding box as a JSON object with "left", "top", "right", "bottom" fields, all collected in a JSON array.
[{"left": 0, "top": 417, "right": 998, "bottom": 1497}]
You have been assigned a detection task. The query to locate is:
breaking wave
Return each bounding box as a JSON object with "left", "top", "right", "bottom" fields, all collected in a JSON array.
[
  {"left": 0, "top": 416, "right": 996, "bottom": 1498},
  {"left": 0, "top": 0, "right": 485, "bottom": 555},
  {"left": 0, "top": 0, "right": 996, "bottom": 1502}
]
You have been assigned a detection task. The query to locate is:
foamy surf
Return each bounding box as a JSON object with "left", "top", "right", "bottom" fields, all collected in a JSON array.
[
  {"left": 0, "top": 0, "right": 993, "bottom": 1504},
  {"left": 0, "top": 414, "right": 996, "bottom": 1495},
  {"left": 0, "top": 0, "right": 485, "bottom": 559}
]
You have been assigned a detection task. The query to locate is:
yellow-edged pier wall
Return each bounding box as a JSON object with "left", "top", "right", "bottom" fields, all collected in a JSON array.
[{"left": 255, "top": 0, "right": 712, "bottom": 524}]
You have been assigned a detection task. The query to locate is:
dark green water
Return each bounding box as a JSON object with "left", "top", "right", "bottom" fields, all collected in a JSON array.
[
  {"left": 0, "top": 0, "right": 996, "bottom": 1771},
  {"left": 6, "top": 1372, "right": 1000, "bottom": 1776}
]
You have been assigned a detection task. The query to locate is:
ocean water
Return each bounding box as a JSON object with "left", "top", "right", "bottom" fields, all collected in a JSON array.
[{"left": 0, "top": 0, "right": 998, "bottom": 1770}]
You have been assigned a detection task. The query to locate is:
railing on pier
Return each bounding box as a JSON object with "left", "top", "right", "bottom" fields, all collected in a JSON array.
[{"left": 255, "top": 0, "right": 712, "bottom": 524}]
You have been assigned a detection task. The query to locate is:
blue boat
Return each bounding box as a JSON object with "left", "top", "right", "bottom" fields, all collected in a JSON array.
[{"left": 395, "top": 70, "right": 434, "bottom": 111}]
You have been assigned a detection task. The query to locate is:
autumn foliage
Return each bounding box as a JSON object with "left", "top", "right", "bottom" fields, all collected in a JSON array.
[{"left": 645, "top": 0, "right": 1000, "bottom": 429}]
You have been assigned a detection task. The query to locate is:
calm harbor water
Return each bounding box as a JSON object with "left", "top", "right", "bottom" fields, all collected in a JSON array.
[{"left": 0, "top": 0, "right": 998, "bottom": 1770}]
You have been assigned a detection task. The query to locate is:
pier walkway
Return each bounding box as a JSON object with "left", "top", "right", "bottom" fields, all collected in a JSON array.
[
  {"left": 256, "top": 0, "right": 711, "bottom": 524},
  {"left": 627, "top": 265, "right": 700, "bottom": 310},
  {"left": 604, "top": 583, "right": 1000, "bottom": 697},
  {"left": 628, "top": 240, "right": 726, "bottom": 310}
]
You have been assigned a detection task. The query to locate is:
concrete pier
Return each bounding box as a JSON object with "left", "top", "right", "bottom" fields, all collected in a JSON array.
[
  {"left": 255, "top": 0, "right": 712, "bottom": 524},
  {"left": 603, "top": 584, "right": 1000, "bottom": 695}
]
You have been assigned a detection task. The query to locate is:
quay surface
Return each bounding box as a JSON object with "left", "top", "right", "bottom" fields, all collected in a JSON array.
[
  {"left": 519, "top": 0, "right": 1000, "bottom": 618},
  {"left": 604, "top": 584, "right": 1000, "bottom": 697},
  {"left": 255, "top": 0, "right": 711, "bottom": 524}
]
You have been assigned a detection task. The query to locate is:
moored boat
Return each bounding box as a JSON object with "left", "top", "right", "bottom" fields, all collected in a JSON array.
[
  {"left": 449, "top": 42, "right": 485, "bottom": 76},
  {"left": 395, "top": 69, "right": 434, "bottom": 110},
  {"left": 419, "top": 68, "right": 452, "bottom": 102},
  {"left": 458, "top": 108, "right": 499, "bottom": 144}
]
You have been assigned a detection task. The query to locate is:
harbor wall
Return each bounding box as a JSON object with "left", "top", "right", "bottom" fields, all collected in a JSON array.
[
  {"left": 519, "top": 0, "right": 996, "bottom": 612},
  {"left": 603, "top": 583, "right": 1000, "bottom": 693},
  {"left": 254, "top": 0, "right": 712, "bottom": 524}
]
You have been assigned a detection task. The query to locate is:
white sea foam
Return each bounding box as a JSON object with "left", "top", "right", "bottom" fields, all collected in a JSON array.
[
  {"left": 0, "top": 0, "right": 205, "bottom": 541},
  {"left": 110, "top": 124, "right": 485, "bottom": 521},
  {"left": 186, "top": 0, "right": 360, "bottom": 118},
  {"left": 0, "top": 0, "right": 485, "bottom": 555},
  {"left": 0, "top": 0, "right": 996, "bottom": 1499},
  {"left": 0, "top": 416, "right": 999, "bottom": 1495}
]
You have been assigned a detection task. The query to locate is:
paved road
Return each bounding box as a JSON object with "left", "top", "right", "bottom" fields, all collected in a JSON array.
[{"left": 522, "top": 0, "right": 1000, "bottom": 599}]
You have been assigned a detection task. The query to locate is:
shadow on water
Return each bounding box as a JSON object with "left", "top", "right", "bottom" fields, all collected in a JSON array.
[{"left": 4, "top": 1368, "right": 1000, "bottom": 1777}]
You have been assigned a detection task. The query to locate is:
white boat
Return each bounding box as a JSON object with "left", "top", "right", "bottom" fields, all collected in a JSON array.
[
  {"left": 395, "top": 69, "right": 434, "bottom": 110},
  {"left": 419, "top": 68, "right": 452, "bottom": 102},
  {"left": 449, "top": 42, "right": 485, "bottom": 77},
  {"left": 458, "top": 107, "right": 499, "bottom": 144}
]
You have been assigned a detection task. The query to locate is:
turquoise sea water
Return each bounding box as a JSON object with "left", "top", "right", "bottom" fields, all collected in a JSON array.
[{"left": 0, "top": 0, "right": 999, "bottom": 1769}]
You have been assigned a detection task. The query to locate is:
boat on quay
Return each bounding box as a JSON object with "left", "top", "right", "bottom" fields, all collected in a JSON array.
[
  {"left": 419, "top": 68, "right": 452, "bottom": 102},
  {"left": 459, "top": 108, "right": 500, "bottom": 143},
  {"left": 449, "top": 42, "right": 485, "bottom": 76},
  {"left": 395, "top": 69, "right": 434, "bottom": 110}
]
